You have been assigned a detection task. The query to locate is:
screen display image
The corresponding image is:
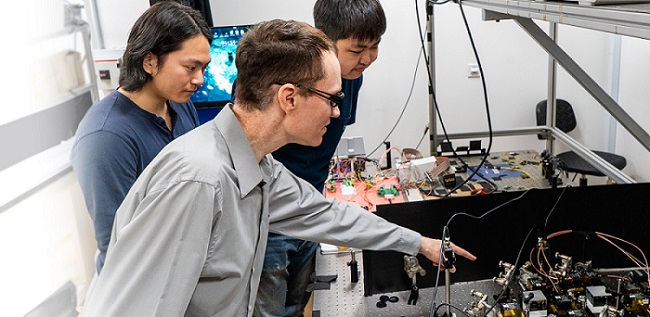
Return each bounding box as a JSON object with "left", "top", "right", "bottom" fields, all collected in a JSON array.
[{"left": 191, "top": 25, "right": 250, "bottom": 108}]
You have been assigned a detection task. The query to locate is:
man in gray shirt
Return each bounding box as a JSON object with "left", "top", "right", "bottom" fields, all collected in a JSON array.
[{"left": 81, "top": 19, "right": 476, "bottom": 317}]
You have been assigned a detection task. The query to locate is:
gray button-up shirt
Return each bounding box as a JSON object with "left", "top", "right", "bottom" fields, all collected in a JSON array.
[{"left": 82, "top": 104, "right": 421, "bottom": 317}]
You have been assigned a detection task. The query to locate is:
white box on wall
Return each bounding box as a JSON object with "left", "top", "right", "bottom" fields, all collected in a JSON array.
[{"left": 94, "top": 49, "right": 124, "bottom": 97}]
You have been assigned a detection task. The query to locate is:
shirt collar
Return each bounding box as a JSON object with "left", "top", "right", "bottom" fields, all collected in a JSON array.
[{"left": 214, "top": 104, "right": 266, "bottom": 197}]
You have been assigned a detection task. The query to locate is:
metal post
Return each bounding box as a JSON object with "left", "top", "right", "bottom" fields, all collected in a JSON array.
[
  {"left": 427, "top": 1, "right": 438, "bottom": 156},
  {"left": 545, "top": 23, "right": 558, "bottom": 154}
]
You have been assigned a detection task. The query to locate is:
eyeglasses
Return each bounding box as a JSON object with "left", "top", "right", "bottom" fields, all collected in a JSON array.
[{"left": 277, "top": 83, "right": 345, "bottom": 108}]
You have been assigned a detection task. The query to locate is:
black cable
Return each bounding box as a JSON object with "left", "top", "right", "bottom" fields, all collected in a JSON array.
[
  {"left": 429, "top": 226, "right": 537, "bottom": 317},
  {"left": 423, "top": 155, "right": 571, "bottom": 317},
  {"left": 416, "top": 125, "right": 430, "bottom": 151},
  {"left": 418, "top": 0, "right": 500, "bottom": 308},
  {"left": 367, "top": 48, "right": 424, "bottom": 158},
  {"left": 431, "top": 185, "right": 567, "bottom": 317},
  {"left": 440, "top": 0, "right": 494, "bottom": 198},
  {"left": 543, "top": 185, "right": 568, "bottom": 236},
  {"left": 415, "top": 0, "right": 497, "bottom": 196},
  {"left": 479, "top": 227, "right": 536, "bottom": 317},
  {"left": 428, "top": 188, "right": 532, "bottom": 317},
  {"left": 435, "top": 302, "right": 473, "bottom": 317},
  {"left": 446, "top": 188, "right": 533, "bottom": 228},
  {"left": 418, "top": 0, "right": 501, "bottom": 310},
  {"left": 415, "top": 0, "right": 449, "bottom": 151}
]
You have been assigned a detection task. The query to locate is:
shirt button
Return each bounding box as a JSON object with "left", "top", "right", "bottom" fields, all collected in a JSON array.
[
  {"left": 252, "top": 268, "right": 255, "bottom": 273},
  {"left": 248, "top": 305, "right": 253, "bottom": 311}
]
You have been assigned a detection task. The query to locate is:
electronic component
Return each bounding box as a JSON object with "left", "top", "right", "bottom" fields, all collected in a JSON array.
[
  {"left": 466, "top": 290, "right": 493, "bottom": 317},
  {"left": 438, "top": 140, "right": 486, "bottom": 156},
  {"left": 586, "top": 285, "right": 612, "bottom": 315},
  {"left": 600, "top": 305, "right": 625, "bottom": 317},
  {"left": 494, "top": 261, "right": 516, "bottom": 288},
  {"left": 335, "top": 136, "right": 366, "bottom": 158},
  {"left": 523, "top": 290, "right": 548, "bottom": 317},
  {"left": 377, "top": 185, "right": 399, "bottom": 199},
  {"left": 551, "top": 252, "right": 573, "bottom": 278},
  {"left": 442, "top": 173, "right": 456, "bottom": 188},
  {"left": 519, "top": 262, "right": 547, "bottom": 291},
  {"left": 622, "top": 292, "right": 650, "bottom": 315},
  {"left": 498, "top": 301, "right": 524, "bottom": 317},
  {"left": 94, "top": 49, "right": 123, "bottom": 92},
  {"left": 347, "top": 250, "right": 359, "bottom": 283},
  {"left": 404, "top": 256, "right": 426, "bottom": 305},
  {"left": 480, "top": 233, "right": 649, "bottom": 317}
]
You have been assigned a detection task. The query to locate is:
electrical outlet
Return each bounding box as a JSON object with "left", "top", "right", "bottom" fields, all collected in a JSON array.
[{"left": 468, "top": 63, "right": 480, "bottom": 78}]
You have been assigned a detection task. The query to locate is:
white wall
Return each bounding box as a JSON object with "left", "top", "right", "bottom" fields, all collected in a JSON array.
[
  {"left": 433, "top": 4, "right": 617, "bottom": 156},
  {"left": 341, "top": 1, "right": 431, "bottom": 157},
  {"left": 91, "top": 0, "right": 149, "bottom": 49}
]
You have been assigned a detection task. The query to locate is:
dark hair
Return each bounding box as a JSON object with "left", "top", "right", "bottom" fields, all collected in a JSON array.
[
  {"left": 313, "top": 0, "right": 386, "bottom": 42},
  {"left": 119, "top": 0, "right": 213, "bottom": 91},
  {"left": 234, "top": 19, "right": 336, "bottom": 110}
]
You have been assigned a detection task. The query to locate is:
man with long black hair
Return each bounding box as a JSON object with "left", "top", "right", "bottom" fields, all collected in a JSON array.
[{"left": 71, "top": 0, "right": 210, "bottom": 274}]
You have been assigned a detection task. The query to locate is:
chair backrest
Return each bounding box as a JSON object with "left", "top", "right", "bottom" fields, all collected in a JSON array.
[{"left": 535, "top": 99, "right": 577, "bottom": 133}]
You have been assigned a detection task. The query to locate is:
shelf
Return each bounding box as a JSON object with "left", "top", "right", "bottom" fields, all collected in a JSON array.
[{"left": 1, "top": 22, "right": 98, "bottom": 211}]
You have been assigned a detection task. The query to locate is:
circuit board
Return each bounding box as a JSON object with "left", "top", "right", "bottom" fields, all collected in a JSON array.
[{"left": 449, "top": 149, "right": 551, "bottom": 192}]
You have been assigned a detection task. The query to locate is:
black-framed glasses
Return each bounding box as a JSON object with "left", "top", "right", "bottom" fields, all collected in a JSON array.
[{"left": 277, "top": 83, "right": 344, "bottom": 108}]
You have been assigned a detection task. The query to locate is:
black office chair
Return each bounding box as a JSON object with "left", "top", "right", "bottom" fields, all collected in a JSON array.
[{"left": 536, "top": 99, "right": 627, "bottom": 186}]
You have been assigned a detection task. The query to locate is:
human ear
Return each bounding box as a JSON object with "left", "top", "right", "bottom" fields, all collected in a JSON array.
[
  {"left": 143, "top": 52, "right": 158, "bottom": 75},
  {"left": 277, "top": 84, "right": 299, "bottom": 113}
]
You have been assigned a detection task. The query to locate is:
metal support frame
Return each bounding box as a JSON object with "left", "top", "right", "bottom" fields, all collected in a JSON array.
[
  {"left": 427, "top": 0, "right": 646, "bottom": 184},
  {"left": 81, "top": 23, "right": 100, "bottom": 104},
  {"left": 428, "top": 1, "right": 439, "bottom": 155},
  {"left": 513, "top": 16, "right": 650, "bottom": 154},
  {"left": 546, "top": 127, "right": 635, "bottom": 183},
  {"left": 85, "top": 0, "right": 105, "bottom": 49},
  {"left": 439, "top": 126, "right": 635, "bottom": 183},
  {"left": 545, "top": 23, "right": 558, "bottom": 154}
]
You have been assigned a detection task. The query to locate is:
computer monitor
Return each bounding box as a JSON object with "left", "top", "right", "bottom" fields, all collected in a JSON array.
[{"left": 191, "top": 24, "right": 251, "bottom": 111}]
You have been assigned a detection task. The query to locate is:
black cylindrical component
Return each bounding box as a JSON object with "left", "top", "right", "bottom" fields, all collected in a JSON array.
[{"left": 348, "top": 260, "right": 359, "bottom": 283}]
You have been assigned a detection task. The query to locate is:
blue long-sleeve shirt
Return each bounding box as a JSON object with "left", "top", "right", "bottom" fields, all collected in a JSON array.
[{"left": 71, "top": 90, "right": 199, "bottom": 273}]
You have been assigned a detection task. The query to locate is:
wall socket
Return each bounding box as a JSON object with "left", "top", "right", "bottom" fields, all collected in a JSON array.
[{"left": 467, "top": 63, "right": 480, "bottom": 78}]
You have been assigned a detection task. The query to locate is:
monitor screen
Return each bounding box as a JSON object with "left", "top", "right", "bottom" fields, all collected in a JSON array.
[{"left": 191, "top": 24, "right": 251, "bottom": 109}]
